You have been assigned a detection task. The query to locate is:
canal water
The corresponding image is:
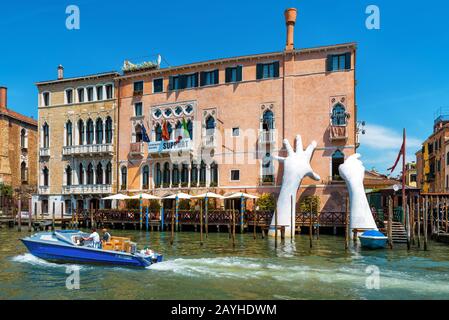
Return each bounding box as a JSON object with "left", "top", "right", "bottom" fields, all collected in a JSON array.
[{"left": 1, "top": 227, "right": 449, "bottom": 300}]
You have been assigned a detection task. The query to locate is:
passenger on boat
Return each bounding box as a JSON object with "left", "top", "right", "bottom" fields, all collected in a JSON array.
[
  {"left": 102, "top": 229, "right": 111, "bottom": 242},
  {"left": 83, "top": 228, "right": 101, "bottom": 248}
]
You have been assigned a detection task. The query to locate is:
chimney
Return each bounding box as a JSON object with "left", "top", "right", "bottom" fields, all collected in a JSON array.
[
  {"left": 284, "top": 8, "right": 297, "bottom": 51},
  {"left": 57, "top": 65, "right": 64, "bottom": 80},
  {"left": 0, "top": 87, "right": 7, "bottom": 110}
]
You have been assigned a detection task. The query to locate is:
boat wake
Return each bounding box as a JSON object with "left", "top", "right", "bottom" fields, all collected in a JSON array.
[{"left": 12, "top": 253, "right": 87, "bottom": 270}]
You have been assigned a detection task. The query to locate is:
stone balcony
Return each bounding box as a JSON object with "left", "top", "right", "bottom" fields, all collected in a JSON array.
[
  {"left": 39, "top": 148, "right": 50, "bottom": 157},
  {"left": 62, "top": 184, "right": 112, "bottom": 195},
  {"left": 202, "top": 134, "right": 216, "bottom": 148},
  {"left": 62, "top": 144, "right": 113, "bottom": 156},
  {"left": 258, "top": 130, "right": 276, "bottom": 144},
  {"left": 329, "top": 125, "right": 348, "bottom": 142},
  {"left": 38, "top": 186, "right": 50, "bottom": 194},
  {"left": 129, "top": 142, "right": 144, "bottom": 157}
]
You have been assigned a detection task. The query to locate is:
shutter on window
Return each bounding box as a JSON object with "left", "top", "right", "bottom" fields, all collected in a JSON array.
[
  {"left": 168, "top": 76, "right": 174, "bottom": 90},
  {"left": 326, "top": 55, "right": 333, "bottom": 72},
  {"left": 194, "top": 73, "right": 199, "bottom": 87},
  {"left": 256, "top": 64, "right": 263, "bottom": 79},
  {"left": 214, "top": 69, "right": 219, "bottom": 84},
  {"left": 236, "top": 65, "right": 242, "bottom": 81},
  {"left": 345, "top": 52, "right": 351, "bottom": 70},
  {"left": 273, "top": 61, "right": 280, "bottom": 78},
  {"left": 200, "top": 72, "right": 206, "bottom": 86},
  {"left": 225, "top": 68, "right": 231, "bottom": 83},
  {"left": 179, "top": 75, "right": 187, "bottom": 89}
]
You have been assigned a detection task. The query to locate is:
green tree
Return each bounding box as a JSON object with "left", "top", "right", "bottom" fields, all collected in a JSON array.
[
  {"left": 256, "top": 193, "right": 276, "bottom": 211},
  {"left": 299, "top": 196, "right": 320, "bottom": 215}
]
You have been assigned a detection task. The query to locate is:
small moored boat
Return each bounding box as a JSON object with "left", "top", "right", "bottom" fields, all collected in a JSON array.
[
  {"left": 359, "top": 230, "right": 388, "bottom": 249},
  {"left": 21, "top": 230, "right": 162, "bottom": 268}
]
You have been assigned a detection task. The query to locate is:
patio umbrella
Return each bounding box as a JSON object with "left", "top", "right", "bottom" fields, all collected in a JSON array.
[
  {"left": 101, "top": 194, "right": 131, "bottom": 200},
  {"left": 130, "top": 193, "right": 161, "bottom": 200},
  {"left": 163, "top": 192, "right": 193, "bottom": 200}
]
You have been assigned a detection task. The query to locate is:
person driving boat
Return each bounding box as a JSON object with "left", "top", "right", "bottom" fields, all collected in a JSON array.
[{"left": 83, "top": 228, "right": 101, "bottom": 248}]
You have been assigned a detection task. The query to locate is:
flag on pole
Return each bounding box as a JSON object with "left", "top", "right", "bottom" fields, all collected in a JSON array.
[
  {"left": 182, "top": 118, "right": 190, "bottom": 139},
  {"left": 387, "top": 137, "right": 405, "bottom": 173},
  {"left": 141, "top": 123, "right": 151, "bottom": 143},
  {"left": 162, "top": 121, "right": 170, "bottom": 141}
]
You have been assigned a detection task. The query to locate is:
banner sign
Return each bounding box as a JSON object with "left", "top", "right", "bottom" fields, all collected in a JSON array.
[{"left": 148, "top": 138, "right": 192, "bottom": 153}]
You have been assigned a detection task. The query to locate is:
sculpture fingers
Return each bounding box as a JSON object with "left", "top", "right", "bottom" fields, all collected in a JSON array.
[
  {"left": 283, "top": 139, "right": 294, "bottom": 156},
  {"left": 306, "top": 171, "right": 321, "bottom": 181},
  {"left": 304, "top": 141, "right": 317, "bottom": 161},
  {"left": 295, "top": 135, "right": 303, "bottom": 153}
]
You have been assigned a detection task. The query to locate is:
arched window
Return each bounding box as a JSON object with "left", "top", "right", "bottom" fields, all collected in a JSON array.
[
  {"left": 331, "top": 104, "right": 346, "bottom": 126},
  {"left": 155, "top": 163, "right": 162, "bottom": 187},
  {"left": 167, "top": 122, "right": 173, "bottom": 140},
  {"left": 172, "top": 164, "right": 180, "bottom": 185},
  {"left": 199, "top": 161, "right": 206, "bottom": 186},
  {"left": 86, "top": 119, "right": 94, "bottom": 144},
  {"left": 187, "top": 120, "right": 193, "bottom": 139},
  {"left": 135, "top": 124, "right": 143, "bottom": 142},
  {"left": 121, "top": 167, "right": 127, "bottom": 190},
  {"left": 43, "top": 123, "right": 50, "bottom": 148},
  {"left": 66, "top": 121, "right": 72, "bottom": 146},
  {"left": 66, "top": 166, "right": 72, "bottom": 186},
  {"left": 21, "top": 129, "right": 27, "bottom": 148},
  {"left": 191, "top": 163, "right": 198, "bottom": 186},
  {"left": 163, "top": 162, "right": 170, "bottom": 186},
  {"left": 105, "top": 117, "right": 113, "bottom": 143},
  {"left": 262, "top": 110, "right": 274, "bottom": 131},
  {"left": 87, "top": 163, "right": 94, "bottom": 185},
  {"left": 21, "top": 162, "right": 27, "bottom": 183},
  {"left": 105, "top": 162, "right": 112, "bottom": 184},
  {"left": 43, "top": 167, "right": 49, "bottom": 186},
  {"left": 142, "top": 165, "right": 149, "bottom": 189},
  {"left": 96, "top": 163, "right": 103, "bottom": 185},
  {"left": 155, "top": 124, "right": 162, "bottom": 141},
  {"left": 210, "top": 162, "right": 218, "bottom": 186},
  {"left": 206, "top": 116, "right": 216, "bottom": 131},
  {"left": 78, "top": 119, "right": 85, "bottom": 145},
  {"left": 332, "top": 150, "right": 345, "bottom": 180},
  {"left": 95, "top": 118, "right": 103, "bottom": 144},
  {"left": 78, "top": 163, "right": 84, "bottom": 185},
  {"left": 181, "top": 164, "right": 189, "bottom": 185}
]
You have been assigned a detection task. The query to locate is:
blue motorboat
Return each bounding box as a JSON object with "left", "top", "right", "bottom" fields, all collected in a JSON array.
[
  {"left": 21, "top": 230, "right": 163, "bottom": 268},
  {"left": 359, "top": 230, "right": 388, "bottom": 249}
]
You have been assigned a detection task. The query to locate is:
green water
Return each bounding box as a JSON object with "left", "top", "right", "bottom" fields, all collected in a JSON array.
[{"left": 1, "top": 227, "right": 449, "bottom": 300}]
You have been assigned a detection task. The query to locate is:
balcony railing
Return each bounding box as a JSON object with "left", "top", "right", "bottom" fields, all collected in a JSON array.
[
  {"left": 259, "top": 130, "right": 276, "bottom": 144},
  {"left": 129, "top": 142, "right": 144, "bottom": 156},
  {"left": 329, "top": 125, "right": 348, "bottom": 141},
  {"left": 62, "top": 184, "right": 112, "bottom": 195},
  {"left": 39, "top": 186, "right": 50, "bottom": 194},
  {"left": 259, "top": 175, "right": 275, "bottom": 186},
  {"left": 39, "top": 148, "right": 50, "bottom": 157},
  {"left": 63, "top": 144, "right": 113, "bottom": 156},
  {"left": 203, "top": 134, "right": 216, "bottom": 148},
  {"left": 326, "top": 175, "right": 345, "bottom": 184}
]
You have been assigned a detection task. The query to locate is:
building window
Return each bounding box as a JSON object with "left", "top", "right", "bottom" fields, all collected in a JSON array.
[
  {"left": 105, "top": 117, "right": 113, "bottom": 143},
  {"left": 43, "top": 167, "right": 49, "bottom": 186},
  {"left": 172, "top": 164, "right": 180, "bottom": 186},
  {"left": 153, "top": 78, "right": 163, "bottom": 93},
  {"left": 155, "top": 163, "right": 162, "bottom": 188},
  {"left": 225, "top": 66, "right": 243, "bottom": 83},
  {"left": 327, "top": 53, "right": 351, "bottom": 72},
  {"left": 95, "top": 118, "right": 103, "bottom": 144},
  {"left": 87, "top": 163, "right": 94, "bottom": 185},
  {"left": 262, "top": 110, "right": 274, "bottom": 130},
  {"left": 86, "top": 119, "right": 94, "bottom": 144},
  {"left": 200, "top": 70, "right": 219, "bottom": 86},
  {"left": 332, "top": 150, "right": 345, "bottom": 180},
  {"left": 96, "top": 163, "right": 103, "bottom": 185},
  {"left": 79, "top": 163, "right": 84, "bottom": 185},
  {"left": 105, "top": 84, "right": 113, "bottom": 99},
  {"left": 135, "top": 102, "right": 143, "bottom": 117},
  {"left": 106, "top": 162, "right": 112, "bottom": 185},
  {"left": 210, "top": 162, "right": 218, "bottom": 186},
  {"left": 169, "top": 75, "right": 181, "bottom": 91},
  {"left": 232, "top": 127, "right": 240, "bottom": 137},
  {"left": 66, "top": 166, "right": 72, "bottom": 186},
  {"left": 331, "top": 104, "right": 347, "bottom": 126},
  {"left": 230, "top": 170, "right": 240, "bottom": 181},
  {"left": 66, "top": 121, "right": 72, "bottom": 146},
  {"left": 20, "top": 129, "right": 27, "bottom": 149},
  {"left": 134, "top": 81, "right": 144, "bottom": 94},
  {"left": 191, "top": 163, "right": 198, "bottom": 186},
  {"left": 142, "top": 165, "right": 149, "bottom": 189},
  {"left": 121, "top": 167, "right": 127, "bottom": 190},
  {"left": 256, "top": 62, "right": 279, "bottom": 80},
  {"left": 135, "top": 124, "right": 143, "bottom": 142},
  {"left": 187, "top": 120, "right": 193, "bottom": 140},
  {"left": 181, "top": 164, "right": 189, "bottom": 186},
  {"left": 77, "top": 88, "right": 85, "bottom": 103},
  {"left": 96, "top": 86, "right": 103, "bottom": 101},
  {"left": 78, "top": 119, "right": 85, "bottom": 145},
  {"left": 65, "top": 89, "right": 73, "bottom": 104},
  {"left": 155, "top": 124, "right": 162, "bottom": 141},
  {"left": 199, "top": 161, "right": 207, "bottom": 186},
  {"left": 163, "top": 163, "right": 171, "bottom": 186},
  {"left": 206, "top": 116, "right": 216, "bottom": 131},
  {"left": 87, "top": 87, "right": 94, "bottom": 102},
  {"left": 21, "top": 162, "right": 28, "bottom": 183},
  {"left": 42, "top": 92, "right": 50, "bottom": 107},
  {"left": 185, "top": 73, "right": 199, "bottom": 89},
  {"left": 42, "top": 123, "right": 50, "bottom": 148}
]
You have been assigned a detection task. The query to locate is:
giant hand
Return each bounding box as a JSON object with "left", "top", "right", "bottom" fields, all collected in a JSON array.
[
  {"left": 269, "top": 135, "right": 320, "bottom": 237},
  {"left": 339, "top": 153, "right": 378, "bottom": 235}
]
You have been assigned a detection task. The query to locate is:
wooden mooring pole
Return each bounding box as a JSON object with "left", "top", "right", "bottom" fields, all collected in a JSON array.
[
  {"left": 290, "top": 195, "right": 294, "bottom": 242},
  {"left": 388, "top": 196, "right": 393, "bottom": 249},
  {"left": 170, "top": 209, "right": 175, "bottom": 246},
  {"left": 17, "top": 198, "right": 22, "bottom": 232},
  {"left": 232, "top": 202, "right": 236, "bottom": 248},
  {"left": 446, "top": 197, "right": 448, "bottom": 233},
  {"left": 274, "top": 208, "right": 278, "bottom": 249},
  {"left": 309, "top": 202, "right": 313, "bottom": 248},
  {"left": 417, "top": 196, "right": 421, "bottom": 248},
  {"left": 424, "top": 195, "right": 428, "bottom": 251},
  {"left": 28, "top": 198, "right": 32, "bottom": 232},
  {"left": 200, "top": 200, "right": 203, "bottom": 246},
  {"left": 253, "top": 209, "right": 257, "bottom": 240}
]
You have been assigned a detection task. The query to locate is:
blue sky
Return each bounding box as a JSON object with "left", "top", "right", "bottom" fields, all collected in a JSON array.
[{"left": 1, "top": 0, "right": 448, "bottom": 174}]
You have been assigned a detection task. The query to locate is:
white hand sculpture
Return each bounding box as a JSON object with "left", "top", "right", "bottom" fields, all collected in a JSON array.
[
  {"left": 339, "top": 153, "right": 378, "bottom": 235},
  {"left": 269, "top": 135, "right": 320, "bottom": 237}
]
